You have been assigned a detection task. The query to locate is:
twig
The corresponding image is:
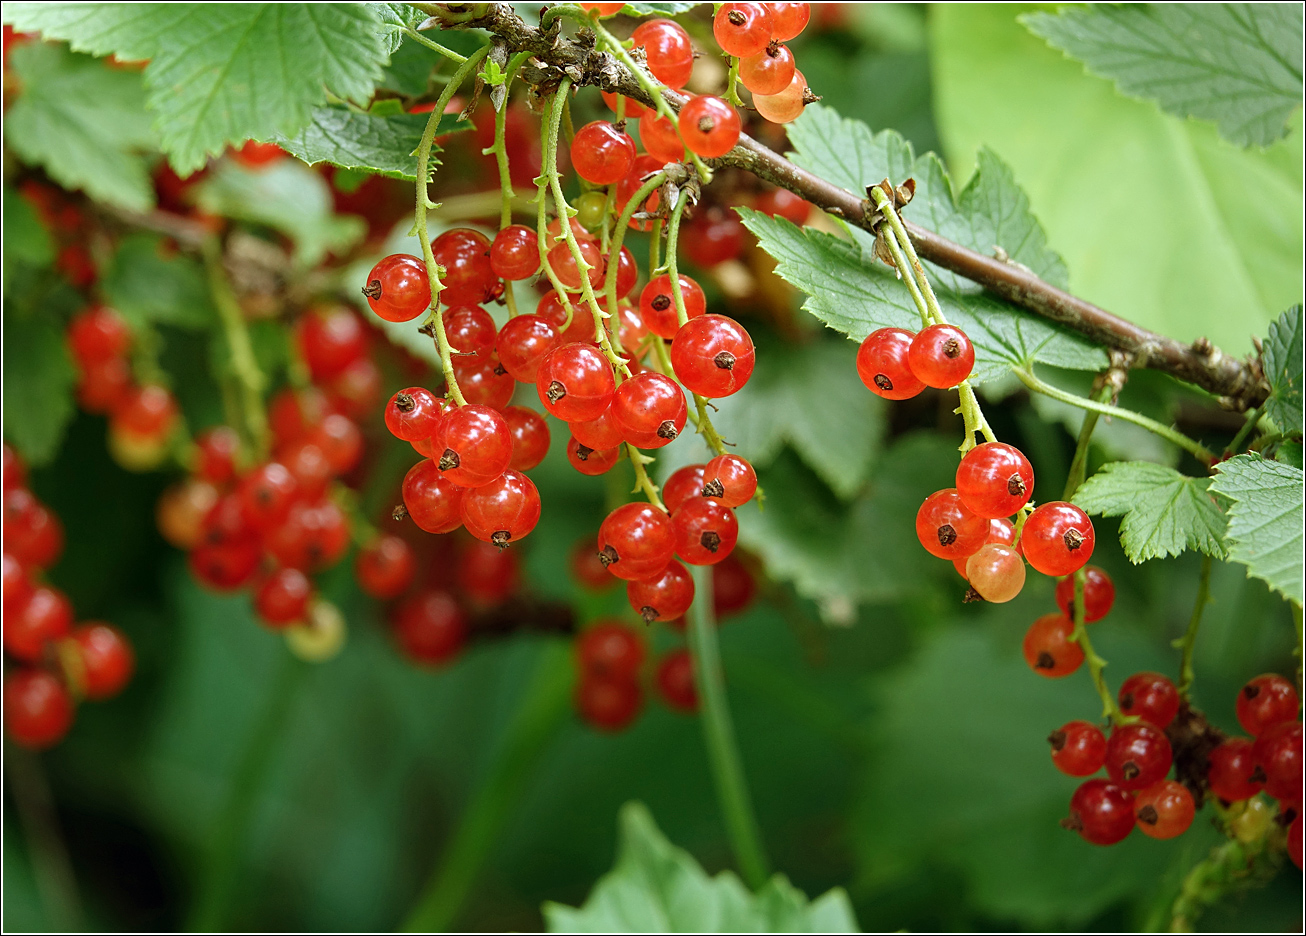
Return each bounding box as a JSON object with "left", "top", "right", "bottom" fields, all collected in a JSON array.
[
  {"left": 202, "top": 238, "right": 269, "bottom": 458},
  {"left": 1175, "top": 555, "right": 1213, "bottom": 698}
]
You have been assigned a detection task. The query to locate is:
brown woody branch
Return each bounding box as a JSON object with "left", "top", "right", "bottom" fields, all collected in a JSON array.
[{"left": 420, "top": 3, "right": 1269, "bottom": 408}]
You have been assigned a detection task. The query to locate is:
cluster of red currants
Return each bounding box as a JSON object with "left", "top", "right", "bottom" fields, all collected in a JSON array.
[
  {"left": 4, "top": 444, "right": 134, "bottom": 749},
  {"left": 17, "top": 179, "right": 98, "bottom": 289},
  {"left": 572, "top": 621, "right": 698, "bottom": 731}
]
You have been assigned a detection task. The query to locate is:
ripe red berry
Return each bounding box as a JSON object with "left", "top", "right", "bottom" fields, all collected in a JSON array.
[
  {"left": 1236, "top": 674, "right": 1300, "bottom": 737},
  {"left": 490, "top": 225, "right": 540, "bottom": 281},
  {"left": 598, "top": 502, "right": 676, "bottom": 581},
  {"left": 268, "top": 386, "right": 329, "bottom": 447},
  {"left": 856, "top": 327, "right": 925, "bottom": 400},
  {"left": 363, "top": 254, "right": 431, "bottom": 322},
  {"left": 753, "top": 68, "right": 807, "bottom": 124},
  {"left": 547, "top": 238, "right": 605, "bottom": 293},
  {"left": 297, "top": 306, "right": 367, "bottom": 380},
  {"left": 1022, "top": 502, "right": 1095, "bottom": 577},
  {"left": 630, "top": 19, "right": 694, "bottom": 89},
  {"left": 112, "top": 384, "right": 178, "bottom": 439},
  {"left": 613, "top": 246, "right": 639, "bottom": 300},
  {"left": 1065, "top": 778, "right": 1135, "bottom": 845},
  {"left": 497, "top": 315, "right": 561, "bottom": 383},
  {"left": 954, "top": 519, "right": 1013, "bottom": 579},
  {"left": 443, "top": 305, "right": 497, "bottom": 358},
  {"left": 385, "top": 387, "right": 444, "bottom": 443},
  {"left": 576, "top": 674, "right": 643, "bottom": 731},
  {"left": 189, "top": 537, "right": 262, "bottom": 591},
  {"left": 237, "top": 461, "right": 298, "bottom": 530},
  {"left": 701, "top": 454, "right": 756, "bottom": 508},
  {"left": 1053, "top": 565, "right": 1115, "bottom": 622},
  {"left": 76, "top": 357, "right": 132, "bottom": 414},
  {"left": 577, "top": 622, "right": 646, "bottom": 679},
  {"left": 460, "top": 469, "right": 541, "bottom": 547},
  {"left": 281, "top": 442, "right": 332, "bottom": 500},
  {"left": 713, "top": 552, "right": 756, "bottom": 618},
  {"left": 571, "top": 538, "right": 616, "bottom": 591},
  {"left": 69, "top": 623, "right": 134, "bottom": 700},
  {"left": 1105, "top": 722, "right": 1173, "bottom": 791},
  {"left": 908, "top": 323, "right": 975, "bottom": 389},
  {"left": 739, "top": 42, "right": 795, "bottom": 96},
  {"left": 1049, "top": 720, "right": 1107, "bottom": 777},
  {"left": 67, "top": 305, "right": 131, "bottom": 365},
  {"left": 436, "top": 404, "right": 513, "bottom": 487},
  {"left": 567, "top": 436, "right": 620, "bottom": 476},
  {"left": 670, "top": 314, "right": 754, "bottom": 398},
  {"left": 640, "top": 274, "right": 705, "bottom": 340},
  {"left": 656, "top": 649, "right": 698, "bottom": 712},
  {"left": 195, "top": 425, "right": 241, "bottom": 485},
  {"left": 627, "top": 559, "right": 695, "bottom": 622},
  {"left": 663, "top": 464, "right": 707, "bottom": 514},
  {"left": 753, "top": 187, "right": 811, "bottom": 225},
  {"left": 1207, "top": 737, "right": 1263, "bottom": 802},
  {"left": 537, "top": 291, "right": 598, "bottom": 345},
  {"left": 678, "top": 95, "right": 741, "bottom": 159},
  {"left": 431, "top": 228, "right": 496, "bottom": 306},
  {"left": 581, "top": 3, "right": 625, "bottom": 15},
  {"left": 915, "top": 488, "right": 989, "bottom": 560},
  {"left": 569, "top": 402, "right": 626, "bottom": 452},
  {"left": 638, "top": 111, "right": 685, "bottom": 163},
  {"left": 355, "top": 534, "right": 416, "bottom": 600},
  {"left": 681, "top": 207, "right": 746, "bottom": 266},
  {"left": 1134, "top": 779, "right": 1194, "bottom": 839},
  {"left": 254, "top": 567, "right": 313, "bottom": 628},
  {"left": 613, "top": 372, "right": 687, "bottom": 447},
  {"left": 1252, "top": 720, "right": 1302, "bottom": 801},
  {"left": 266, "top": 499, "right": 349, "bottom": 572},
  {"left": 326, "top": 354, "right": 382, "bottom": 419},
  {"left": 571, "top": 121, "right": 637, "bottom": 185},
  {"left": 4, "top": 586, "right": 74, "bottom": 662},
  {"left": 955, "top": 442, "right": 1034, "bottom": 519},
  {"left": 1118, "top": 672, "right": 1180, "bottom": 729},
  {"left": 503, "top": 406, "right": 550, "bottom": 472},
  {"left": 1022, "top": 613, "right": 1084, "bottom": 678},
  {"left": 392, "top": 589, "right": 466, "bottom": 666},
  {"left": 457, "top": 540, "right": 520, "bottom": 605},
  {"left": 4, "top": 670, "right": 74, "bottom": 749},
  {"left": 964, "top": 544, "right": 1026, "bottom": 602},
  {"left": 672, "top": 497, "right": 738, "bottom": 566},
  {"left": 714, "top": 3, "right": 773, "bottom": 57},
  {"left": 452, "top": 353, "right": 515, "bottom": 410},
  {"left": 537, "top": 343, "right": 617, "bottom": 423},
  {"left": 769, "top": 2, "right": 811, "bottom": 40},
  {"left": 402, "top": 459, "right": 466, "bottom": 534},
  {"left": 312, "top": 413, "right": 363, "bottom": 476},
  {"left": 3, "top": 493, "right": 63, "bottom": 569},
  {"left": 603, "top": 91, "right": 648, "bottom": 118},
  {"left": 3, "top": 552, "right": 32, "bottom": 614}
]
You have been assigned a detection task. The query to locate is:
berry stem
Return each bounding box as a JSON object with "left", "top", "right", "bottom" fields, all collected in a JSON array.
[
  {"left": 1164, "top": 835, "right": 1278, "bottom": 932},
  {"left": 202, "top": 237, "right": 269, "bottom": 459},
  {"left": 399, "top": 25, "right": 469, "bottom": 63},
  {"left": 625, "top": 444, "right": 665, "bottom": 510},
  {"left": 533, "top": 101, "right": 579, "bottom": 330},
  {"left": 649, "top": 218, "right": 663, "bottom": 273},
  {"left": 1224, "top": 404, "right": 1263, "bottom": 457},
  {"left": 401, "top": 641, "right": 573, "bottom": 932},
  {"left": 486, "top": 49, "right": 533, "bottom": 318},
  {"left": 603, "top": 170, "right": 668, "bottom": 343},
  {"left": 724, "top": 56, "right": 745, "bottom": 107},
  {"left": 1173, "top": 554, "right": 1213, "bottom": 699},
  {"left": 685, "top": 563, "right": 771, "bottom": 890}
]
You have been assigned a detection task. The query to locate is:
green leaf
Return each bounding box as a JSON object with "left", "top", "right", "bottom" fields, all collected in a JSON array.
[
  {"left": 1262, "top": 305, "right": 1303, "bottom": 434},
  {"left": 2, "top": 185, "right": 55, "bottom": 272},
  {"left": 1022, "top": 3, "right": 1304, "bottom": 148},
  {"left": 1072, "top": 461, "right": 1227, "bottom": 563},
  {"left": 931, "top": 4, "right": 1302, "bottom": 359},
  {"left": 4, "top": 43, "right": 156, "bottom": 211},
  {"left": 2, "top": 310, "right": 76, "bottom": 466},
  {"left": 367, "top": 2, "right": 423, "bottom": 54},
  {"left": 193, "top": 160, "right": 365, "bottom": 268},
  {"left": 542, "top": 801, "right": 858, "bottom": 933},
  {"left": 3, "top": 3, "right": 391, "bottom": 174},
  {"left": 622, "top": 3, "right": 703, "bottom": 15},
  {"left": 101, "top": 233, "right": 216, "bottom": 330},
  {"left": 270, "top": 106, "right": 466, "bottom": 181},
  {"left": 1209, "top": 454, "right": 1304, "bottom": 604}
]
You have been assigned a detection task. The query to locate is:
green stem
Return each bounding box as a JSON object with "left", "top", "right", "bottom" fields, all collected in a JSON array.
[
  {"left": 724, "top": 56, "right": 744, "bottom": 106},
  {"left": 487, "top": 51, "right": 532, "bottom": 318},
  {"left": 533, "top": 100, "right": 578, "bottom": 329},
  {"left": 1225, "top": 406, "right": 1262, "bottom": 456},
  {"left": 649, "top": 218, "right": 663, "bottom": 273},
  {"left": 188, "top": 653, "right": 303, "bottom": 932},
  {"left": 686, "top": 564, "right": 770, "bottom": 889},
  {"left": 401, "top": 642, "right": 573, "bottom": 932},
  {"left": 603, "top": 171, "right": 667, "bottom": 341},
  {"left": 1014, "top": 367, "right": 1216, "bottom": 465},
  {"left": 202, "top": 238, "right": 268, "bottom": 459},
  {"left": 625, "top": 444, "right": 664, "bottom": 508},
  {"left": 401, "top": 26, "right": 468, "bottom": 63},
  {"left": 5, "top": 749, "right": 83, "bottom": 932},
  {"left": 1174, "top": 555, "right": 1213, "bottom": 699}
]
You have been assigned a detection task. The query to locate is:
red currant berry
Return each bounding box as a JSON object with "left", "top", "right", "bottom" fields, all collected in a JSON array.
[
  {"left": 571, "top": 538, "right": 616, "bottom": 591},
  {"left": 739, "top": 41, "right": 795, "bottom": 96},
  {"left": 457, "top": 540, "right": 520, "bottom": 605},
  {"left": 678, "top": 95, "right": 740, "bottom": 159},
  {"left": 443, "top": 305, "right": 497, "bottom": 357},
  {"left": 1134, "top": 780, "right": 1194, "bottom": 839},
  {"left": 268, "top": 386, "right": 329, "bottom": 447},
  {"left": 537, "top": 291, "right": 598, "bottom": 345},
  {"left": 237, "top": 461, "right": 298, "bottom": 530},
  {"left": 547, "top": 238, "right": 605, "bottom": 293},
  {"left": 112, "top": 383, "right": 178, "bottom": 439},
  {"left": 497, "top": 315, "right": 561, "bottom": 383},
  {"left": 613, "top": 372, "right": 687, "bottom": 447},
  {"left": 581, "top": 3, "right": 625, "bottom": 15},
  {"left": 537, "top": 343, "right": 617, "bottom": 422},
  {"left": 266, "top": 499, "right": 350, "bottom": 572},
  {"left": 189, "top": 537, "right": 262, "bottom": 591},
  {"left": 76, "top": 357, "right": 133, "bottom": 414},
  {"left": 1022, "top": 502, "right": 1095, "bottom": 576},
  {"left": 385, "top": 387, "right": 444, "bottom": 443},
  {"left": 1053, "top": 565, "right": 1115, "bottom": 622},
  {"left": 663, "top": 464, "right": 707, "bottom": 513},
  {"left": 356, "top": 534, "right": 416, "bottom": 600},
  {"left": 67, "top": 305, "right": 131, "bottom": 365},
  {"left": 490, "top": 224, "right": 540, "bottom": 280},
  {"left": 701, "top": 454, "right": 756, "bottom": 508},
  {"left": 638, "top": 112, "right": 685, "bottom": 163},
  {"left": 326, "top": 354, "right": 382, "bottom": 419},
  {"left": 1105, "top": 722, "right": 1173, "bottom": 791},
  {"left": 954, "top": 519, "right": 1020, "bottom": 577},
  {"left": 461, "top": 469, "right": 541, "bottom": 547},
  {"left": 598, "top": 502, "right": 676, "bottom": 581},
  {"left": 363, "top": 254, "right": 430, "bottom": 322},
  {"left": 431, "top": 228, "right": 496, "bottom": 306},
  {"left": 857, "top": 327, "right": 925, "bottom": 400},
  {"left": 603, "top": 91, "right": 648, "bottom": 118},
  {"left": 567, "top": 436, "right": 620, "bottom": 476},
  {"left": 311, "top": 413, "right": 363, "bottom": 476},
  {"left": 672, "top": 497, "right": 738, "bottom": 566},
  {"left": 195, "top": 425, "right": 241, "bottom": 484},
  {"left": 1236, "top": 674, "right": 1300, "bottom": 737},
  {"left": 3, "top": 552, "right": 31, "bottom": 614},
  {"left": 656, "top": 649, "right": 698, "bottom": 712},
  {"left": 769, "top": 2, "right": 811, "bottom": 41},
  {"left": 402, "top": 459, "right": 466, "bottom": 534},
  {"left": 908, "top": 323, "right": 975, "bottom": 389},
  {"left": 616, "top": 154, "right": 663, "bottom": 232},
  {"left": 297, "top": 306, "right": 367, "bottom": 380},
  {"left": 1118, "top": 672, "right": 1180, "bottom": 729},
  {"left": 627, "top": 559, "right": 695, "bottom": 622},
  {"left": 2, "top": 443, "right": 23, "bottom": 493},
  {"left": 1022, "top": 613, "right": 1084, "bottom": 678},
  {"left": 4, "top": 670, "right": 74, "bottom": 749},
  {"left": 4, "top": 585, "right": 73, "bottom": 661},
  {"left": 452, "top": 353, "right": 515, "bottom": 410},
  {"left": 754, "top": 68, "right": 807, "bottom": 124},
  {"left": 956, "top": 442, "right": 1033, "bottom": 519},
  {"left": 577, "top": 621, "right": 646, "bottom": 679},
  {"left": 1049, "top": 720, "right": 1107, "bottom": 777},
  {"left": 3, "top": 495, "right": 63, "bottom": 569},
  {"left": 393, "top": 589, "right": 466, "bottom": 666},
  {"left": 1207, "top": 738, "right": 1263, "bottom": 802},
  {"left": 571, "top": 121, "right": 637, "bottom": 185},
  {"left": 1064, "top": 778, "right": 1135, "bottom": 845},
  {"left": 281, "top": 441, "right": 331, "bottom": 501},
  {"left": 254, "top": 567, "right": 313, "bottom": 628},
  {"left": 568, "top": 403, "right": 625, "bottom": 453},
  {"left": 576, "top": 673, "right": 643, "bottom": 731},
  {"left": 503, "top": 406, "right": 550, "bottom": 472},
  {"left": 631, "top": 19, "right": 694, "bottom": 89},
  {"left": 1252, "top": 720, "right": 1302, "bottom": 801},
  {"left": 681, "top": 207, "right": 747, "bottom": 266},
  {"left": 915, "top": 488, "right": 989, "bottom": 560},
  {"left": 156, "top": 479, "right": 220, "bottom": 550},
  {"left": 640, "top": 274, "right": 705, "bottom": 340},
  {"left": 70, "top": 623, "right": 134, "bottom": 700},
  {"left": 714, "top": 3, "right": 773, "bottom": 57},
  {"left": 753, "top": 187, "right": 811, "bottom": 225},
  {"left": 614, "top": 246, "right": 639, "bottom": 300},
  {"left": 964, "top": 544, "right": 1026, "bottom": 603},
  {"left": 713, "top": 553, "right": 756, "bottom": 618},
  {"left": 670, "top": 314, "right": 754, "bottom": 398},
  {"left": 436, "top": 404, "right": 513, "bottom": 487}
]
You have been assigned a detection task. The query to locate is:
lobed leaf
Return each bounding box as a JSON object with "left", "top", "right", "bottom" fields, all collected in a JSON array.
[
  {"left": 101, "top": 234, "right": 217, "bottom": 330},
  {"left": 2, "top": 312, "right": 77, "bottom": 466},
  {"left": 270, "top": 106, "right": 467, "bottom": 181},
  {"left": 2, "top": 186, "right": 55, "bottom": 273},
  {"left": 1262, "top": 305, "right": 1303, "bottom": 434},
  {"left": 1209, "top": 454, "right": 1304, "bottom": 604}
]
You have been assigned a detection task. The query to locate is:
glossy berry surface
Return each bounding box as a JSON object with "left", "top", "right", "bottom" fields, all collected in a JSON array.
[
  {"left": 1049, "top": 720, "right": 1106, "bottom": 777},
  {"left": 195, "top": 425, "right": 241, "bottom": 485},
  {"left": 1021, "top": 502, "right": 1095, "bottom": 576},
  {"left": 769, "top": 2, "right": 811, "bottom": 41},
  {"left": 1022, "top": 613, "right": 1084, "bottom": 678},
  {"left": 753, "top": 68, "right": 806, "bottom": 124},
  {"left": 4, "top": 670, "right": 74, "bottom": 749},
  {"left": 638, "top": 112, "right": 685, "bottom": 164},
  {"left": 571, "top": 121, "right": 636, "bottom": 185},
  {"left": 1118, "top": 672, "right": 1180, "bottom": 729},
  {"left": 953, "top": 518, "right": 1018, "bottom": 577},
  {"left": 672, "top": 497, "right": 738, "bottom": 566},
  {"left": 114, "top": 384, "right": 178, "bottom": 438},
  {"left": 613, "top": 372, "right": 687, "bottom": 447},
  {"left": 597, "top": 502, "right": 676, "bottom": 581},
  {"left": 662, "top": 464, "right": 707, "bottom": 514},
  {"left": 915, "top": 488, "right": 989, "bottom": 560},
  {"left": 713, "top": 552, "right": 756, "bottom": 619},
  {"left": 1105, "top": 722, "right": 1173, "bottom": 790},
  {"left": 1207, "top": 737, "right": 1263, "bottom": 802},
  {"left": 547, "top": 238, "right": 604, "bottom": 292},
  {"left": 298, "top": 306, "right": 367, "bottom": 380},
  {"left": 442, "top": 305, "right": 497, "bottom": 357},
  {"left": 489, "top": 225, "right": 540, "bottom": 280},
  {"left": 503, "top": 406, "right": 550, "bottom": 471},
  {"left": 385, "top": 387, "right": 444, "bottom": 442},
  {"left": 68, "top": 305, "right": 131, "bottom": 364},
  {"left": 266, "top": 499, "right": 349, "bottom": 573},
  {"left": 908, "top": 323, "right": 975, "bottom": 389},
  {"left": 5, "top": 586, "right": 74, "bottom": 661},
  {"left": 1054, "top": 565, "right": 1115, "bottom": 622},
  {"left": 603, "top": 91, "right": 648, "bottom": 118},
  {"left": 627, "top": 559, "right": 695, "bottom": 622},
  {"left": 964, "top": 544, "right": 1026, "bottom": 603},
  {"left": 670, "top": 315, "right": 755, "bottom": 398},
  {"left": 568, "top": 403, "right": 625, "bottom": 452},
  {"left": 497, "top": 315, "right": 561, "bottom": 384},
  {"left": 1236, "top": 674, "right": 1300, "bottom": 737},
  {"left": 567, "top": 437, "right": 620, "bottom": 476},
  {"left": 254, "top": 567, "right": 312, "bottom": 627},
  {"left": 537, "top": 343, "right": 617, "bottom": 422},
  {"left": 70, "top": 623, "right": 134, "bottom": 700},
  {"left": 630, "top": 19, "right": 694, "bottom": 89},
  {"left": 576, "top": 622, "right": 646, "bottom": 679},
  {"left": 238, "top": 462, "right": 298, "bottom": 530},
  {"left": 363, "top": 254, "right": 430, "bottom": 322},
  {"left": 1252, "top": 720, "right": 1302, "bottom": 801},
  {"left": 1134, "top": 780, "right": 1195, "bottom": 839},
  {"left": 955, "top": 442, "right": 1034, "bottom": 519},
  {"left": 452, "top": 354, "right": 515, "bottom": 411},
  {"left": 460, "top": 469, "right": 542, "bottom": 547},
  {"left": 739, "top": 42, "right": 795, "bottom": 96},
  {"left": 431, "top": 228, "right": 496, "bottom": 306},
  {"left": 701, "top": 454, "right": 756, "bottom": 508},
  {"left": 656, "top": 650, "right": 698, "bottom": 712},
  {"left": 678, "top": 96, "right": 741, "bottom": 158},
  {"left": 680, "top": 208, "right": 745, "bottom": 266},
  {"left": 437, "top": 404, "right": 512, "bottom": 487},
  {"left": 393, "top": 589, "right": 466, "bottom": 666},
  {"left": 1065, "top": 779, "right": 1135, "bottom": 845},
  {"left": 355, "top": 534, "right": 416, "bottom": 600},
  {"left": 714, "top": 3, "right": 773, "bottom": 57},
  {"left": 857, "top": 328, "right": 924, "bottom": 400},
  {"left": 576, "top": 675, "right": 643, "bottom": 732},
  {"left": 640, "top": 274, "right": 705, "bottom": 339},
  {"left": 402, "top": 459, "right": 466, "bottom": 534}
]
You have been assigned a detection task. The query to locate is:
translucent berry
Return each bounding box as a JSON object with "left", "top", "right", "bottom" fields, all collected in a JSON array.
[
  {"left": 680, "top": 207, "right": 746, "bottom": 266},
  {"left": 3, "top": 552, "right": 31, "bottom": 614},
  {"left": 1022, "top": 502, "right": 1095, "bottom": 577},
  {"left": 497, "top": 315, "right": 561, "bottom": 384},
  {"left": 402, "top": 459, "right": 466, "bottom": 534},
  {"left": 614, "top": 245, "right": 639, "bottom": 299},
  {"left": 753, "top": 68, "right": 806, "bottom": 124},
  {"left": 955, "top": 442, "right": 1033, "bottom": 518},
  {"left": 577, "top": 622, "right": 646, "bottom": 679},
  {"left": 640, "top": 274, "right": 705, "bottom": 339},
  {"left": 576, "top": 674, "right": 643, "bottom": 731},
  {"left": 581, "top": 3, "right": 625, "bottom": 15},
  {"left": 489, "top": 225, "right": 540, "bottom": 280},
  {"left": 567, "top": 436, "right": 620, "bottom": 476},
  {"left": 1064, "top": 779, "right": 1135, "bottom": 845},
  {"left": 672, "top": 497, "right": 738, "bottom": 566},
  {"left": 571, "top": 538, "right": 616, "bottom": 591},
  {"left": 431, "top": 228, "right": 496, "bottom": 306},
  {"left": 195, "top": 425, "right": 241, "bottom": 485},
  {"left": 1053, "top": 565, "right": 1115, "bottom": 622},
  {"left": 460, "top": 469, "right": 542, "bottom": 547},
  {"left": 254, "top": 567, "right": 313, "bottom": 627},
  {"left": 857, "top": 327, "right": 924, "bottom": 400},
  {"left": 385, "top": 387, "right": 444, "bottom": 442},
  {"left": 663, "top": 464, "right": 707, "bottom": 514},
  {"left": 537, "top": 291, "right": 597, "bottom": 345},
  {"left": 393, "top": 589, "right": 466, "bottom": 666},
  {"left": 443, "top": 305, "right": 498, "bottom": 357},
  {"left": 457, "top": 540, "right": 520, "bottom": 605},
  {"left": 908, "top": 323, "right": 975, "bottom": 389},
  {"left": 282, "top": 439, "right": 333, "bottom": 499},
  {"left": 297, "top": 306, "right": 367, "bottom": 380},
  {"left": 630, "top": 19, "right": 694, "bottom": 89},
  {"left": 713, "top": 553, "right": 756, "bottom": 619},
  {"left": 670, "top": 314, "right": 754, "bottom": 398},
  {"left": 1134, "top": 780, "right": 1194, "bottom": 839},
  {"left": 597, "top": 502, "right": 676, "bottom": 581},
  {"left": 1049, "top": 720, "right": 1107, "bottom": 777},
  {"left": 113, "top": 383, "right": 178, "bottom": 439},
  {"left": 547, "top": 238, "right": 604, "bottom": 293},
  {"left": 638, "top": 111, "right": 685, "bottom": 163},
  {"left": 739, "top": 41, "right": 795, "bottom": 96},
  {"left": 69, "top": 623, "right": 134, "bottom": 700},
  {"left": 266, "top": 499, "right": 349, "bottom": 572},
  {"left": 355, "top": 534, "right": 415, "bottom": 600},
  {"left": 4, "top": 586, "right": 73, "bottom": 662},
  {"left": 572, "top": 121, "right": 637, "bottom": 185},
  {"left": 1022, "top": 613, "right": 1084, "bottom": 678},
  {"left": 189, "top": 538, "right": 262, "bottom": 591},
  {"left": 1236, "top": 674, "right": 1300, "bottom": 737},
  {"left": 754, "top": 187, "right": 811, "bottom": 225},
  {"left": 1207, "top": 737, "right": 1263, "bottom": 802},
  {"left": 1118, "top": 672, "right": 1180, "bottom": 729},
  {"left": 964, "top": 544, "right": 1026, "bottom": 602},
  {"left": 569, "top": 402, "right": 626, "bottom": 452},
  {"left": 363, "top": 254, "right": 431, "bottom": 322},
  {"left": 656, "top": 649, "right": 698, "bottom": 712},
  {"left": 4, "top": 670, "right": 74, "bottom": 749},
  {"left": 915, "top": 488, "right": 988, "bottom": 560},
  {"left": 1105, "top": 722, "right": 1173, "bottom": 791},
  {"left": 452, "top": 353, "right": 515, "bottom": 411},
  {"left": 436, "top": 404, "right": 513, "bottom": 487},
  {"left": 701, "top": 454, "right": 756, "bottom": 507},
  {"left": 769, "top": 2, "right": 811, "bottom": 41},
  {"left": 603, "top": 91, "right": 648, "bottom": 119},
  {"left": 76, "top": 357, "right": 132, "bottom": 413},
  {"left": 627, "top": 559, "right": 695, "bottom": 622},
  {"left": 714, "top": 3, "right": 773, "bottom": 57},
  {"left": 537, "top": 343, "right": 617, "bottom": 422},
  {"left": 678, "top": 95, "right": 741, "bottom": 159},
  {"left": 953, "top": 518, "right": 1018, "bottom": 577},
  {"left": 237, "top": 461, "right": 299, "bottom": 530},
  {"left": 1252, "top": 721, "right": 1302, "bottom": 801},
  {"left": 3, "top": 493, "right": 63, "bottom": 569},
  {"left": 67, "top": 305, "right": 130, "bottom": 364},
  {"left": 616, "top": 154, "right": 663, "bottom": 232},
  {"left": 503, "top": 406, "right": 550, "bottom": 472},
  {"left": 613, "top": 372, "right": 687, "bottom": 447}
]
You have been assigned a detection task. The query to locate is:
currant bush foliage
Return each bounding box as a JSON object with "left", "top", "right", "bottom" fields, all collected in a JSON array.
[
  {"left": 1263, "top": 304, "right": 1303, "bottom": 435},
  {"left": 1210, "top": 455, "right": 1305, "bottom": 605},
  {"left": 270, "top": 107, "right": 463, "bottom": 182},
  {"left": 102, "top": 235, "right": 216, "bottom": 331}
]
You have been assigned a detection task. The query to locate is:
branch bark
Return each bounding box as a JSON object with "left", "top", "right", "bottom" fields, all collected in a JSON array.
[{"left": 423, "top": 3, "right": 1269, "bottom": 408}]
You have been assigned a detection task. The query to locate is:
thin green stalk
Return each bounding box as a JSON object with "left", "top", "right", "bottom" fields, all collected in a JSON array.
[
  {"left": 532, "top": 101, "right": 578, "bottom": 329},
  {"left": 625, "top": 444, "right": 664, "bottom": 508},
  {"left": 1174, "top": 555, "right": 1213, "bottom": 698},
  {"left": 603, "top": 170, "right": 667, "bottom": 346},
  {"left": 1014, "top": 367, "right": 1216, "bottom": 465},
  {"left": 202, "top": 238, "right": 268, "bottom": 459},
  {"left": 402, "top": 642, "right": 573, "bottom": 932},
  {"left": 486, "top": 51, "right": 532, "bottom": 317},
  {"left": 869, "top": 186, "right": 943, "bottom": 326},
  {"left": 400, "top": 26, "right": 468, "bottom": 63},
  {"left": 649, "top": 218, "right": 663, "bottom": 273},
  {"left": 724, "top": 56, "right": 744, "bottom": 106},
  {"left": 5, "top": 750, "right": 83, "bottom": 932},
  {"left": 1224, "top": 405, "right": 1262, "bottom": 456},
  {"left": 686, "top": 564, "right": 770, "bottom": 889},
  {"left": 188, "top": 654, "right": 303, "bottom": 931}
]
